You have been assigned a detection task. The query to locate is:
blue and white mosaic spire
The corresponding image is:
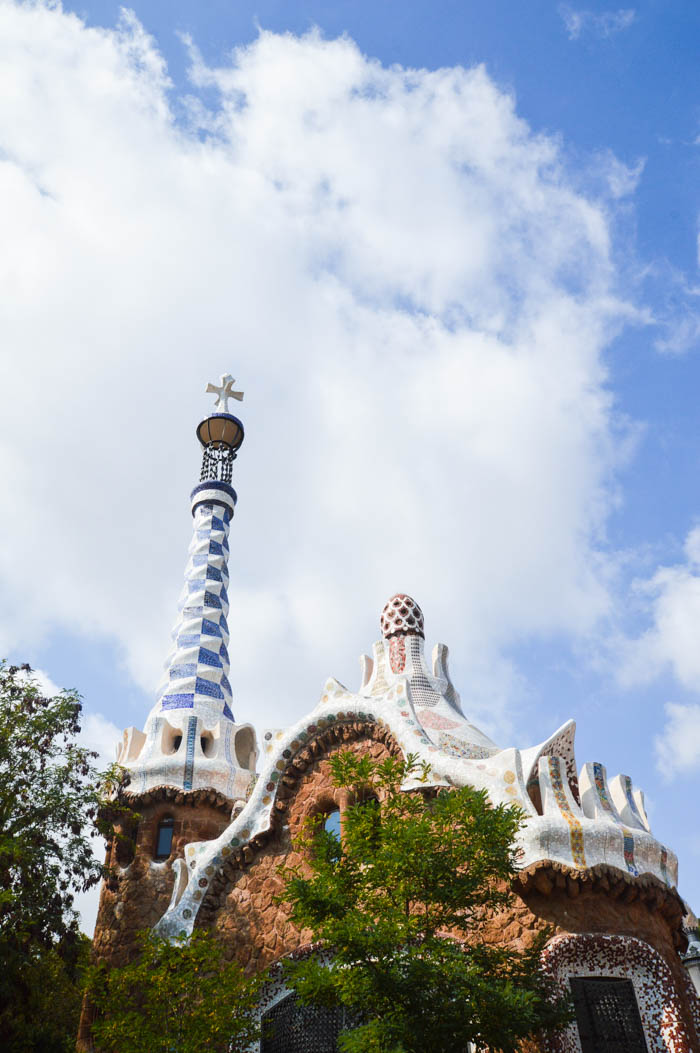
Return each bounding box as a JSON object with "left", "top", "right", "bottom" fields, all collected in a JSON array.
[
  {"left": 156, "top": 502, "right": 235, "bottom": 720},
  {"left": 116, "top": 376, "right": 258, "bottom": 800}
]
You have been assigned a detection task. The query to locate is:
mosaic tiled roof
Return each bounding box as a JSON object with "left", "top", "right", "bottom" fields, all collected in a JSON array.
[
  {"left": 155, "top": 596, "right": 679, "bottom": 942},
  {"left": 380, "top": 594, "right": 424, "bottom": 638}
]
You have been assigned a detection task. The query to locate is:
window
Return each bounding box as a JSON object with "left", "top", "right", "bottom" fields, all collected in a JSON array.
[
  {"left": 154, "top": 816, "right": 175, "bottom": 860},
  {"left": 323, "top": 808, "right": 341, "bottom": 838},
  {"left": 261, "top": 992, "right": 358, "bottom": 1053},
  {"left": 114, "top": 820, "right": 138, "bottom": 867},
  {"left": 570, "top": 977, "right": 648, "bottom": 1053}
]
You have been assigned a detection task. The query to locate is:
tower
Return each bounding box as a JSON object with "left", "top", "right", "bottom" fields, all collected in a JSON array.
[
  {"left": 82, "top": 381, "right": 700, "bottom": 1050},
  {"left": 117, "top": 374, "right": 257, "bottom": 801},
  {"left": 86, "top": 376, "right": 259, "bottom": 974}
]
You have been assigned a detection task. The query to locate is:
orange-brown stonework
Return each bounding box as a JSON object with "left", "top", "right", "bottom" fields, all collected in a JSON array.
[
  {"left": 201, "top": 734, "right": 398, "bottom": 971},
  {"left": 91, "top": 788, "right": 233, "bottom": 968},
  {"left": 85, "top": 728, "right": 700, "bottom": 1051}
]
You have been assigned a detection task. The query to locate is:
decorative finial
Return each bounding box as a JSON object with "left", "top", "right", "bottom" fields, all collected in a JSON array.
[
  {"left": 380, "top": 594, "right": 425, "bottom": 639},
  {"left": 205, "top": 374, "right": 244, "bottom": 414}
]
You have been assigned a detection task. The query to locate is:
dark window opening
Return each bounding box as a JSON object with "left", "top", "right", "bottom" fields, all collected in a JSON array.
[
  {"left": 261, "top": 992, "right": 359, "bottom": 1053},
  {"left": 172, "top": 735, "right": 182, "bottom": 752},
  {"left": 114, "top": 821, "right": 138, "bottom": 867},
  {"left": 570, "top": 976, "right": 648, "bottom": 1053},
  {"left": 526, "top": 777, "right": 543, "bottom": 816},
  {"left": 155, "top": 816, "right": 175, "bottom": 861}
]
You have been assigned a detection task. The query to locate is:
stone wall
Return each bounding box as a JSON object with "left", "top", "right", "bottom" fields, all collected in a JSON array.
[
  {"left": 85, "top": 729, "right": 700, "bottom": 1050},
  {"left": 195, "top": 730, "right": 699, "bottom": 1048},
  {"left": 91, "top": 787, "right": 233, "bottom": 968},
  {"left": 201, "top": 734, "right": 396, "bottom": 969}
]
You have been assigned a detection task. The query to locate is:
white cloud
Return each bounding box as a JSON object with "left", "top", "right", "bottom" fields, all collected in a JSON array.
[
  {"left": 0, "top": 4, "right": 639, "bottom": 742},
  {"left": 601, "top": 153, "right": 645, "bottom": 199},
  {"left": 79, "top": 712, "right": 123, "bottom": 770},
  {"left": 656, "top": 702, "right": 700, "bottom": 778},
  {"left": 15, "top": 666, "right": 62, "bottom": 698},
  {"left": 622, "top": 527, "right": 700, "bottom": 691},
  {"left": 15, "top": 667, "right": 122, "bottom": 766},
  {"left": 560, "top": 6, "right": 637, "bottom": 40}
]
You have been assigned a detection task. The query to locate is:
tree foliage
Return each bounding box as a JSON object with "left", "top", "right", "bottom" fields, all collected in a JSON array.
[
  {"left": 280, "top": 751, "right": 571, "bottom": 1053},
  {"left": 0, "top": 661, "right": 125, "bottom": 1051},
  {"left": 0, "top": 932, "right": 92, "bottom": 1053},
  {"left": 87, "top": 929, "right": 263, "bottom": 1053}
]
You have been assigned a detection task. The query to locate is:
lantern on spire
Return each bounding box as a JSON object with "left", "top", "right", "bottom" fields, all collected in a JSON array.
[{"left": 196, "top": 374, "right": 245, "bottom": 486}]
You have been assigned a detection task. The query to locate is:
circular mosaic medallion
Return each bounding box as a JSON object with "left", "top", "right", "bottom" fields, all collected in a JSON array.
[{"left": 503, "top": 770, "right": 516, "bottom": 784}]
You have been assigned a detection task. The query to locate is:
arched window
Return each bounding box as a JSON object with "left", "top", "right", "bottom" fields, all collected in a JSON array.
[
  {"left": 154, "top": 816, "right": 174, "bottom": 860},
  {"left": 261, "top": 991, "right": 358, "bottom": 1053},
  {"left": 323, "top": 808, "right": 341, "bottom": 838}
]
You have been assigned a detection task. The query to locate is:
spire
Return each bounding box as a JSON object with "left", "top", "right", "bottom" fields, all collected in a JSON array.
[
  {"left": 116, "top": 378, "right": 257, "bottom": 799},
  {"left": 157, "top": 375, "right": 245, "bottom": 719}
]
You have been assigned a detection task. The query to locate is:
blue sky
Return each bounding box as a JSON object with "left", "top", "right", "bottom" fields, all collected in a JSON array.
[{"left": 1, "top": 0, "right": 700, "bottom": 930}]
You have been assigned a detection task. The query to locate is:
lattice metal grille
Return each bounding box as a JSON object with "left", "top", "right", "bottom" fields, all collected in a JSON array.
[
  {"left": 261, "top": 993, "right": 358, "bottom": 1053},
  {"left": 570, "top": 977, "right": 648, "bottom": 1053},
  {"left": 200, "top": 442, "right": 234, "bottom": 483}
]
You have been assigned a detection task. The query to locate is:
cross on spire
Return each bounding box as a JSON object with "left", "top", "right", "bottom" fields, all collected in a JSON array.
[{"left": 205, "top": 374, "right": 244, "bottom": 413}]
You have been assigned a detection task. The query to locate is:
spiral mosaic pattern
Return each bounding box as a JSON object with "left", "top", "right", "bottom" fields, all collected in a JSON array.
[{"left": 155, "top": 501, "right": 235, "bottom": 721}]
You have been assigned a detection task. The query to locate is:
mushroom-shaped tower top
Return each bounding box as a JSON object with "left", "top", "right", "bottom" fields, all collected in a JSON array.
[{"left": 380, "top": 593, "right": 425, "bottom": 639}]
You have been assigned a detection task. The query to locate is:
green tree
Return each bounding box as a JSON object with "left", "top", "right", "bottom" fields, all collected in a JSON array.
[
  {"left": 0, "top": 661, "right": 124, "bottom": 1051},
  {"left": 87, "top": 929, "right": 262, "bottom": 1053},
  {"left": 1, "top": 933, "right": 92, "bottom": 1053},
  {"left": 280, "top": 752, "right": 570, "bottom": 1053}
]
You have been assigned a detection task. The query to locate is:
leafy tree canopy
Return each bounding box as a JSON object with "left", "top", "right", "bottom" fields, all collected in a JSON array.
[
  {"left": 280, "top": 751, "right": 571, "bottom": 1053},
  {"left": 87, "top": 929, "right": 263, "bottom": 1053},
  {"left": 0, "top": 662, "right": 125, "bottom": 1051}
]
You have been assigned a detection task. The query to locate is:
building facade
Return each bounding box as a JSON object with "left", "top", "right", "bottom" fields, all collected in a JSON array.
[{"left": 81, "top": 383, "right": 700, "bottom": 1052}]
